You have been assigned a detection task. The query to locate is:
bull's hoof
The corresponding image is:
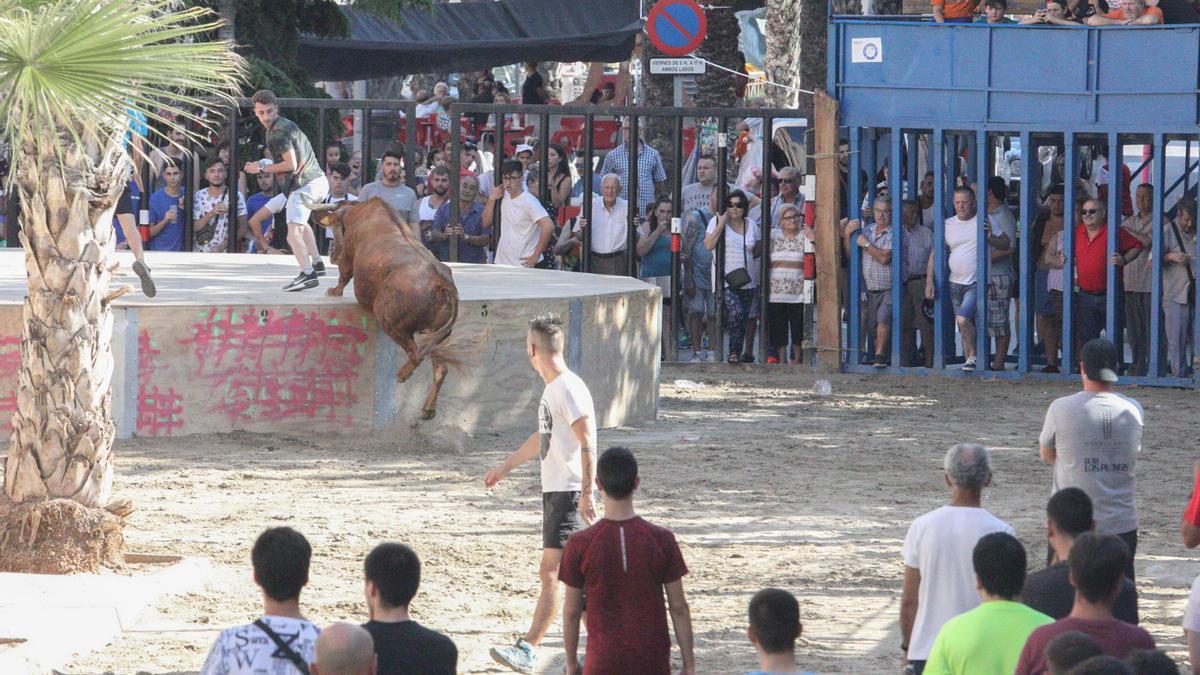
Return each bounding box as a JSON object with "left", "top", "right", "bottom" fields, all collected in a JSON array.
[
  {"left": 419, "top": 408, "right": 436, "bottom": 420},
  {"left": 326, "top": 287, "right": 344, "bottom": 297}
]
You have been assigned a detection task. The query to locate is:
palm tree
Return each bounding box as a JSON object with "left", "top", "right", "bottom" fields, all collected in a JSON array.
[
  {"left": 0, "top": 0, "right": 244, "bottom": 573},
  {"left": 763, "top": 0, "right": 801, "bottom": 109},
  {"left": 694, "top": 4, "right": 743, "bottom": 107}
]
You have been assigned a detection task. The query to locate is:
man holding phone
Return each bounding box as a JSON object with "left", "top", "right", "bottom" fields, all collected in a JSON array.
[{"left": 147, "top": 158, "right": 186, "bottom": 252}]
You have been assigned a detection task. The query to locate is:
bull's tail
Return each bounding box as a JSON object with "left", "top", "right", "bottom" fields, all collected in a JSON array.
[{"left": 416, "top": 282, "right": 468, "bottom": 371}]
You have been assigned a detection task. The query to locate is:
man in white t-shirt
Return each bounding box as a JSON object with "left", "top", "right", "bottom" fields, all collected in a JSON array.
[
  {"left": 928, "top": 186, "right": 981, "bottom": 371},
  {"left": 484, "top": 314, "right": 598, "bottom": 674},
  {"left": 1039, "top": 337, "right": 1144, "bottom": 580},
  {"left": 900, "top": 443, "right": 1013, "bottom": 675},
  {"left": 414, "top": 165, "right": 452, "bottom": 251},
  {"left": 201, "top": 527, "right": 320, "bottom": 674},
  {"left": 485, "top": 159, "right": 554, "bottom": 267}
]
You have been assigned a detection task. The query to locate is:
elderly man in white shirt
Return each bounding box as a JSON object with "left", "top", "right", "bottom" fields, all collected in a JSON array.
[{"left": 572, "top": 174, "right": 631, "bottom": 276}]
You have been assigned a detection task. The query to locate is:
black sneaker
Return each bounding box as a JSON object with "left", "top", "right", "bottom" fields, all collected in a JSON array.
[
  {"left": 312, "top": 260, "right": 326, "bottom": 277},
  {"left": 132, "top": 259, "right": 156, "bottom": 298},
  {"left": 283, "top": 271, "right": 319, "bottom": 292},
  {"left": 739, "top": 353, "right": 755, "bottom": 363},
  {"left": 873, "top": 354, "right": 889, "bottom": 368},
  {"left": 1041, "top": 365, "right": 1061, "bottom": 374}
]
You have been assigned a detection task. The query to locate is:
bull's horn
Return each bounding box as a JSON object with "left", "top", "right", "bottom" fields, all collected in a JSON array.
[{"left": 308, "top": 202, "right": 342, "bottom": 213}]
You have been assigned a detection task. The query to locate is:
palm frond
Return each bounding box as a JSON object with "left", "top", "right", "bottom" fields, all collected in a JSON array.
[{"left": 0, "top": 0, "right": 246, "bottom": 185}]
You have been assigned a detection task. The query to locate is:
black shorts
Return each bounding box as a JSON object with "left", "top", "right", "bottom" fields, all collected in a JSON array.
[
  {"left": 542, "top": 491, "right": 584, "bottom": 549},
  {"left": 115, "top": 183, "right": 134, "bottom": 217}
]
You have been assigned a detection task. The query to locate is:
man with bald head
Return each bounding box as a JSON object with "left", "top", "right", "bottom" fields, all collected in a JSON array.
[
  {"left": 312, "top": 623, "right": 376, "bottom": 675},
  {"left": 573, "top": 173, "right": 630, "bottom": 276}
]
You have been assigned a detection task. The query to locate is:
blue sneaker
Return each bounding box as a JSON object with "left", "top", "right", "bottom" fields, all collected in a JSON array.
[{"left": 490, "top": 638, "right": 536, "bottom": 674}]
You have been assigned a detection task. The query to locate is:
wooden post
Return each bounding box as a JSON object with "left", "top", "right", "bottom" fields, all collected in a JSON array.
[{"left": 814, "top": 91, "right": 842, "bottom": 373}]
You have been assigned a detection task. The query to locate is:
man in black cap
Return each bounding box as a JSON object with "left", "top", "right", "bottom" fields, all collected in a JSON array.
[{"left": 1038, "top": 338, "right": 1144, "bottom": 579}]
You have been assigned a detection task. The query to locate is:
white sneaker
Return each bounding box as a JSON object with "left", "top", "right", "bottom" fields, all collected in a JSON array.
[
  {"left": 490, "top": 638, "right": 536, "bottom": 674},
  {"left": 962, "top": 356, "right": 977, "bottom": 372}
]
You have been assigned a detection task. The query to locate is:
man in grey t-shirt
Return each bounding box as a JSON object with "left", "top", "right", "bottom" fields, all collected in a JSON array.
[
  {"left": 1039, "top": 338, "right": 1144, "bottom": 579},
  {"left": 358, "top": 149, "right": 418, "bottom": 219}
]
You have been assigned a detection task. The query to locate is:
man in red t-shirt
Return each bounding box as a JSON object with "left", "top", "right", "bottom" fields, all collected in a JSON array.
[
  {"left": 1073, "top": 199, "right": 1144, "bottom": 348},
  {"left": 1015, "top": 533, "right": 1154, "bottom": 674},
  {"left": 559, "top": 447, "right": 695, "bottom": 675}
]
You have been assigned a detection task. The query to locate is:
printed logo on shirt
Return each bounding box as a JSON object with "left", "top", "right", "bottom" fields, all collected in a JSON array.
[
  {"left": 1103, "top": 410, "right": 1113, "bottom": 440},
  {"left": 538, "top": 399, "right": 552, "bottom": 460},
  {"left": 1084, "top": 457, "right": 1130, "bottom": 473}
]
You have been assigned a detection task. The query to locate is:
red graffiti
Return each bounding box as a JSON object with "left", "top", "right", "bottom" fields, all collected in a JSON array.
[
  {"left": 0, "top": 335, "right": 19, "bottom": 433},
  {"left": 182, "top": 308, "right": 368, "bottom": 425},
  {"left": 137, "top": 330, "right": 184, "bottom": 436}
]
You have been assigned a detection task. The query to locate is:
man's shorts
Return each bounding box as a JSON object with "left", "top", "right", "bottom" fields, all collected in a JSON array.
[
  {"left": 903, "top": 279, "right": 932, "bottom": 331},
  {"left": 864, "top": 288, "right": 893, "bottom": 328},
  {"left": 1035, "top": 269, "right": 1055, "bottom": 317},
  {"left": 986, "top": 274, "right": 1013, "bottom": 338},
  {"left": 285, "top": 174, "right": 329, "bottom": 225},
  {"left": 115, "top": 183, "right": 135, "bottom": 217},
  {"left": 542, "top": 491, "right": 584, "bottom": 550},
  {"left": 950, "top": 281, "right": 977, "bottom": 321},
  {"left": 686, "top": 287, "right": 715, "bottom": 318}
]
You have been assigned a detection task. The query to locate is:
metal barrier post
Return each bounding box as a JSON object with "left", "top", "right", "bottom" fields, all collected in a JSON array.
[
  {"left": 5, "top": 186, "right": 18, "bottom": 248},
  {"left": 1105, "top": 135, "right": 1120, "bottom": 351},
  {"left": 847, "top": 128, "right": 863, "bottom": 365},
  {"left": 583, "top": 114, "right": 594, "bottom": 273},
  {"left": 227, "top": 105, "right": 240, "bottom": 253},
  {"left": 974, "top": 129, "right": 988, "bottom": 370},
  {"left": 906, "top": 132, "right": 919, "bottom": 200},
  {"left": 757, "top": 115, "right": 774, "bottom": 364},
  {"left": 627, "top": 115, "right": 640, "bottom": 278},
  {"left": 1062, "top": 135, "right": 1077, "bottom": 372},
  {"left": 492, "top": 123, "right": 505, "bottom": 251},
  {"left": 405, "top": 105, "right": 418, "bottom": 191},
  {"left": 538, "top": 112, "right": 550, "bottom": 209},
  {"left": 714, "top": 117, "right": 729, "bottom": 364},
  {"left": 1149, "top": 133, "right": 1165, "bottom": 378},
  {"left": 363, "top": 106, "right": 373, "bottom": 189},
  {"left": 183, "top": 135, "right": 195, "bottom": 253},
  {"left": 1017, "top": 131, "right": 1034, "bottom": 373},
  {"left": 449, "top": 109, "right": 462, "bottom": 263},
  {"left": 889, "top": 128, "right": 903, "bottom": 368},
  {"left": 671, "top": 115, "right": 684, "bottom": 363},
  {"left": 932, "top": 128, "right": 948, "bottom": 369}
]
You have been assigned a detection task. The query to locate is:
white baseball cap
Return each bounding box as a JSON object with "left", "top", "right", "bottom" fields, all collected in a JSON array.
[{"left": 515, "top": 144, "right": 534, "bottom": 155}]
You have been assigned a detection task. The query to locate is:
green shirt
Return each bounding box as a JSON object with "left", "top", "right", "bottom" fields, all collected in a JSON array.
[
  {"left": 924, "top": 600, "right": 1054, "bottom": 675},
  {"left": 266, "top": 116, "right": 323, "bottom": 188}
]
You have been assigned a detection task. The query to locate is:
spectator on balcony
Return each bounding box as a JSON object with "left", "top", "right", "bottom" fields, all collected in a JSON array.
[
  {"left": 459, "top": 141, "right": 479, "bottom": 177},
  {"left": 601, "top": 119, "right": 668, "bottom": 216},
  {"left": 1020, "top": 0, "right": 1080, "bottom": 24},
  {"left": 682, "top": 155, "right": 736, "bottom": 214},
  {"left": 324, "top": 140, "right": 346, "bottom": 175},
  {"left": 151, "top": 125, "right": 190, "bottom": 192},
  {"left": 414, "top": 90, "right": 441, "bottom": 118},
  {"left": 845, "top": 197, "right": 895, "bottom": 368},
  {"left": 933, "top": 0, "right": 976, "bottom": 23},
  {"left": 566, "top": 174, "right": 629, "bottom": 276},
  {"left": 1148, "top": 0, "right": 1200, "bottom": 22},
  {"left": 920, "top": 171, "right": 938, "bottom": 228},
  {"left": 899, "top": 200, "right": 934, "bottom": 368},
  {"left": 521, "top": 62, "right": 549, "bottom": 105},
  {"left": 415, "top": 165, "right": 452, "bottom": 250},
  {"left": 750, "top": 167, "right": 806, "bottom": 231},
  {"left": 1087, "top": 0, "right": 1163, "bottom": 23},
  {"left": 1121, "top": 184, "right": 1155, "bottom": 377},
  {"left": 975, "top": 0, "right": 1018, "bottom": 22},
  {"left": 147, "top": 158, "right": 186, "bottom": 252},
  {"left": 704, "top": 189, "right": 762, "bottom": 364},
  {"left": 984, "top": 176, "right": 1016, "bottom": 372},
  {"left": 1162, "top": 198, "right": 1196, "bottom": 377},
  {"left": 245, "top": 169, "right": 280, "bottom": 254},
  {"left": 545, "top": 144, "right": 574, "bottom": 218},
  {"left": 1035, "top": 186, "right": 1067, "bottom": 373},
  {"left": 1073, "top": 199, "right": 1144, "bottom": 347}
]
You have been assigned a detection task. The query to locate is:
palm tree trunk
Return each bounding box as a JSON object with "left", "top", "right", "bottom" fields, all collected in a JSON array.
[
  {"left": 694, "top": 5, "right": 743, "bottom": 107},
  {"left": 1, "top": 128, "right": 126, "bottom": 573},
  {"left": 217, "top": 0, "right": 236, "bottom": 44},
  {"left": 802, "top": 0, "right": 837, "bottom": 94},
  {"left": 764, "top": 0, "right": 802, "bottom": 109}
]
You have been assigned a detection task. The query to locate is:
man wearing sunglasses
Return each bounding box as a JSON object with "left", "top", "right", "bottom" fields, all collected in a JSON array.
[
  {"left": 1073, "top": 199, "right": 1144, "bottom": 349},
  {"left": 749, "top": 167, "right": 806, "bottom": 231}
]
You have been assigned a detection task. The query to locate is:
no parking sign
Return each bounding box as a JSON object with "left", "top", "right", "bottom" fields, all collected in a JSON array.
[{"left": 647, "top": 0, "right": 708, "bottom": 57}]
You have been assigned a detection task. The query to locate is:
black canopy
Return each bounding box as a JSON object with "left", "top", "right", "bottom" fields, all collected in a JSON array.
[{"left": 297, "top": 0, "right": 643, "bottom": 81}]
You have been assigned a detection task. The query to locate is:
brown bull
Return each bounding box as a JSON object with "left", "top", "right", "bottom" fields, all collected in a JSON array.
[{"left": 311, "top": 197, "right": 460, "bottom": 420}]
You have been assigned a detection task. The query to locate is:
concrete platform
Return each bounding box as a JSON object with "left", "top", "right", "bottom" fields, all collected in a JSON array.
[
  {"left": 0, "top": 555, "right": 209, "bottom": 672},
  {"left": 0, "top": 251, "right": 660, "bottom": 440}
]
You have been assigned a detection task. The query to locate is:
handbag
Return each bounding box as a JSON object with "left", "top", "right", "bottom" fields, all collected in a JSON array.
[
  {"left": 1169, "top": 219, "right": 1195, "bottom": 304},
  {"left": 723, "top": 224, "right": 752, "bottom": 289}
]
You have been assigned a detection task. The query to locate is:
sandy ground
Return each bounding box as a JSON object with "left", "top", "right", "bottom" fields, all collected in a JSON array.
[{"left": 61, "top": 365, "right": 1200, "bottom": 674}]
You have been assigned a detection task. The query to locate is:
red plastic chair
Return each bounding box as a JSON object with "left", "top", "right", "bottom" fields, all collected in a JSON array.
[
  {"left": 592, "top": 120, "right": 620, "bottom": 150},
  {"left": 558, "top": 204, "right": 581, "bottom": 227}
]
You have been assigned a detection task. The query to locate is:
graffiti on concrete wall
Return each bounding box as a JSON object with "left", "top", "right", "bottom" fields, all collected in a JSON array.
[
  {"left": 0, "top": 335, "right": 19, "bottom": 433},
  {"left": 181, "top": 307, "right": 369, "bottom": 425},
  {"left": 138, "top": 330, "right": 184, "bottom": 436}
]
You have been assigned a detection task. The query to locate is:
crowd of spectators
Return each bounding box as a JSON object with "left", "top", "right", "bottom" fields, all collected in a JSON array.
[
  {"left": 931, "top": 0, "right": 1199, "bottom": 24},
  {"left": 198, "top": 336, "right": 1200, "bottom": 673}
]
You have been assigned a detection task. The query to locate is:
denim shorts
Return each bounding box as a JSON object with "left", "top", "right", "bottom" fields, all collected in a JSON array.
[{"left": 950, "top": 282, "right": 977, "bottom": 321}]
